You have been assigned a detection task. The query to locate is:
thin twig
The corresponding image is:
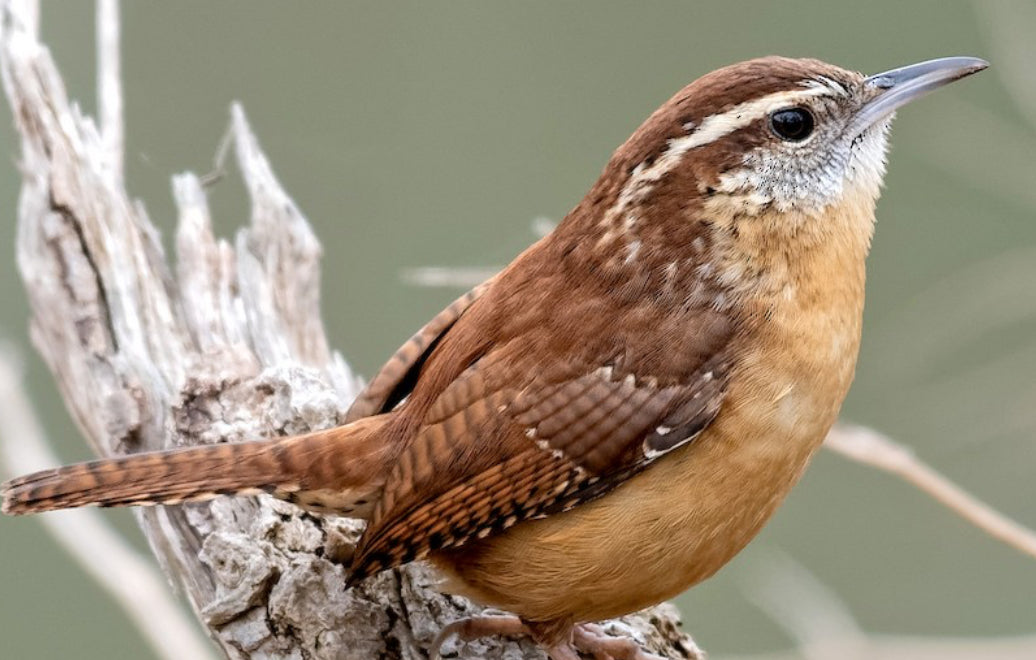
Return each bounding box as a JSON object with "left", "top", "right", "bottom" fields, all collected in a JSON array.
[
  {"left": 738, "top": 549, "right": 869, "bottom": 660},
  {"left": 976, "top": 1, "right": 1036, "bottom": 135},
  {"left": 199, "top": 117, "right": 235, "bottom": 188},
  {"left": 0, "top": 345, "right": 216, "bottom": 660},
  {"left": 725, "top": 548, "right": 1036, "bottom": 660},
  {"left": 825, "top": 424, "right": 1036, "bottom": 561},
  {"left": 96, "top": 0, "right": 122, "bottom": 187},
  {"left": 401, "top": 218, "right": 551, "bottom": 289},
  {"left": 401, "top": 266, "right": 500, "bottom": 289},
  {"left": 720, "top": 633, "right": 1036, "bottom": 660}
]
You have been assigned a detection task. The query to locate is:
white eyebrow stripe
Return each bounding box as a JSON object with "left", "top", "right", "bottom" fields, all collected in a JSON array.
[
  {"left": 657, "top": 86, "right": 829, "bottom": 167},
  {"left": 598, "top": 84, "right": 829, "bottom": 243}
]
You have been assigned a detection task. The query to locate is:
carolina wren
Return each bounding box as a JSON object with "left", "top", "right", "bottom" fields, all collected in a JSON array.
[{"left": 3, "top": 56, "right": 986, "bottom": 660}]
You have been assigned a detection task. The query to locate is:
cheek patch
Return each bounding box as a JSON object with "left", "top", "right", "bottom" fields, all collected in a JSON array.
[{"left": 711, "top": 113, "right": 890, "bottom": 217}]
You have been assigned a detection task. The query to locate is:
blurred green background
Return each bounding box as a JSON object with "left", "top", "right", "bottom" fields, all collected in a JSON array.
[{"left": 0, "top": 2, "right": 1033, "bottom": 658}]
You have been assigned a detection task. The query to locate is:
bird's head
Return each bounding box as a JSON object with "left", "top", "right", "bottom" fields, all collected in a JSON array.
[
  {"left": 672, "top": 56, "right": 987, "bottom": 215},
  {"left": 568, "top": 56, "right": 987, "bottom": 299}
]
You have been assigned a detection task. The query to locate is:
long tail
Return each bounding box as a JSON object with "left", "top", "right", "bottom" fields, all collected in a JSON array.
[{"left": 1, "top": 415, "right": 393, "bottom": 518}]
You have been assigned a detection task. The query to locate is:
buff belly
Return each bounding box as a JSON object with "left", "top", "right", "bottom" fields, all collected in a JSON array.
[{"left": 433, "top": 381, "right": 836, "bottom": 624}]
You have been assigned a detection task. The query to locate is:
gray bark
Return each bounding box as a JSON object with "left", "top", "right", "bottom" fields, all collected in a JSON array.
[{"left": 0, "top": 1, "right": 703, "bottom": 658}]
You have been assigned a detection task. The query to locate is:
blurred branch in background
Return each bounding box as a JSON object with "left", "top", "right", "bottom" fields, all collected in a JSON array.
[
  {"left": 825, "top": 425, "right": 1036, "bottom": 561},
  {"left": 0, "top": 346, "right": 215, "bottom": 660},
  {"left": 898, "top": 1, "right": 1036, "bottom": 414},
  {"left": 979, "top": 1, "right": 1036, "bottom": 133},
  {"left": 737, "top": 549, "right": 869, "bottom": 660},
  {"left": 726, "top": 549, "right": 1036, "bottom": 660},
  {"left": 96, "top": 0, "right": 122, "bottom": 187}
]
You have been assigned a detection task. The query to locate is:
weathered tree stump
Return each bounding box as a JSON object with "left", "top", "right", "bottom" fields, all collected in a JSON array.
[{"left": 0, "top": 1, "right": 702, "bottom": 658}]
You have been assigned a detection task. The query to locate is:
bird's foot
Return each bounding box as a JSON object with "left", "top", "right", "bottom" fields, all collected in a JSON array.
[
  {"left": 432, "top": 615, "right": 664, "bottom": 660},
  {"left": 569, "top": 622, "right": 666, "bottom": 660},
  {"left": 430, "top": 613, "right": 530, "bottom": 659}
]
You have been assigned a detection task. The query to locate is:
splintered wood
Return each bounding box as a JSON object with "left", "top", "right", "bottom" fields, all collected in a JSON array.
[{"left": 0, "top": 1, "right": 701, "bottom": 658}]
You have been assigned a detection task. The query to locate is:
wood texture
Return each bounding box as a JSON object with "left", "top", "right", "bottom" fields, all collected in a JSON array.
[{"left": 0, "top": 1, "right": 703, "bottom": 657}]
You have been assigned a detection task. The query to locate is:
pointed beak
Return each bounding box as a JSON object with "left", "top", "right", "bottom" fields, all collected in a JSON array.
[{"left": 848, "top": 56, "right": 988, "bottom": 136}]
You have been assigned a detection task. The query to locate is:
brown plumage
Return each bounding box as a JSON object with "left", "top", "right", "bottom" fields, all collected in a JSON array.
[
  {"left": 1, "top": 55, "right": 986, "bottom": 659},
  {"left": 2, "top": 415, "right": 392, "bottom": 517}
]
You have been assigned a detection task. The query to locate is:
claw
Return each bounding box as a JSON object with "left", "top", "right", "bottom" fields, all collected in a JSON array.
[
  {"left": 543, "top": 643, "right": 581, "bottom": 660},
  {"left": 430, "top": 615, "right": 662, "bottom": 660},
  {"left": 430, "top": 614, "right": 530, "bottom": 659},
  {"left": 571, "top": 623, "right": 666, "bottom": 660}
]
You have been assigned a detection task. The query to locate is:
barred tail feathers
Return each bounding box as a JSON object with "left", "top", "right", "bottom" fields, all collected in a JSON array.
[{"left": 1, "top": 415, "right": 392, "bottom": 517}]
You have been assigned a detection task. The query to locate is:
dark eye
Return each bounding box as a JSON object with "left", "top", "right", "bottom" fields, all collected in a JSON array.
[{"left": 769, "top": 107, "right": 815, "bottom": 142}]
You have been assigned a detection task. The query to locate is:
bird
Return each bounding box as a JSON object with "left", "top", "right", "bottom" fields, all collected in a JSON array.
[{"left": 2, "top": 55, "right": 986, "bottom": 660}]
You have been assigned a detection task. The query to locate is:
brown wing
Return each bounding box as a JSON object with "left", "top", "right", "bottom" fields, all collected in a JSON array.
[
  {"left": 349, "top": 320, "right": 732, "bottom": 580},
  {"left": 343, "top": 281, "right": 491, "bottom": 423}
]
